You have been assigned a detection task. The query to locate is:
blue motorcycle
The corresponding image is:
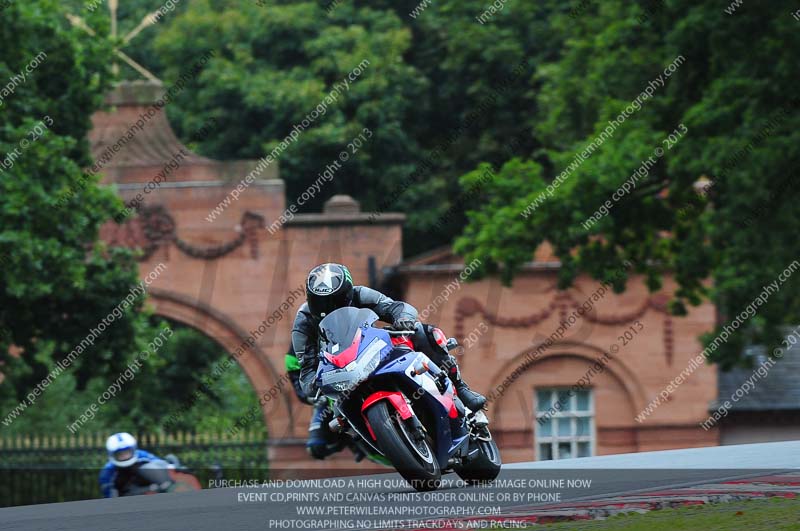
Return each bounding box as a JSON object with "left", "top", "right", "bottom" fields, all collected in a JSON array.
[{"left": 315, "top": 307, "right": 501, "bottom": 491}]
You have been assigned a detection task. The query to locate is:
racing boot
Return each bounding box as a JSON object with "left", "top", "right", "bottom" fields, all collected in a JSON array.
[
  {"left": 445, "top": 355, "right": 486, "bottom": 411},
  {"left": 306, "top": 402, "right": 339, "bottom": 460}
]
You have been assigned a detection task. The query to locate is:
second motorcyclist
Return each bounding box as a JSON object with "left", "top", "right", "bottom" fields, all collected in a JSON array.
[{"left": 99, "top": 432, "right": 166, "bottom": 498}]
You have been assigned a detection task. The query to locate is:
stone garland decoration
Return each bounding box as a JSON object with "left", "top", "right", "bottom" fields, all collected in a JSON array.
[
  {"left": 108, "top": 205, "right": 264, "bottom": 261},
  {"left": 454, "top": 291, "right": 674, "bottom": 365}
]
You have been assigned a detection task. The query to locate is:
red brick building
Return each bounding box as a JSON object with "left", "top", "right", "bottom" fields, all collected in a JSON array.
[
  {"left": 93, "top": 81, "right": 719, "bottom": 467},
  {"left": 391, "top": 246, "right": 718, "bottom": 463}
]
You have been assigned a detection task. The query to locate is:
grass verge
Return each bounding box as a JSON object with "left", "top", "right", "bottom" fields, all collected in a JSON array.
[{"left": 511, "top": 496, "right": 800, "bottom": 530}]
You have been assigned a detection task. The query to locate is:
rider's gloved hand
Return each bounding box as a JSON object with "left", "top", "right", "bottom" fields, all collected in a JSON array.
[{"left": 393, "top": 318, "right": 417, "bottom": 331}]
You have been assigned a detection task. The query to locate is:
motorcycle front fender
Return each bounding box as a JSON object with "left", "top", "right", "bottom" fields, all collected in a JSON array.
[{"left": 360, "top": 391, "right": 413, "bottom": 440}]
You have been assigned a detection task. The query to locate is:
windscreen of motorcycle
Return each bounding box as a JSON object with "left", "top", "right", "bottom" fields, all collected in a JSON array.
[
  {"left": 134, "top": 461, "right": 172, "bottom": 486},
  {"left": 318, "top": 307, "right": 379, "bottom": 354}
]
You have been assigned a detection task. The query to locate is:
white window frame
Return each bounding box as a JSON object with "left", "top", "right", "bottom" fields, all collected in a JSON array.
[{"left": 534, "top": 387, "right": 595, "bottom": 461}]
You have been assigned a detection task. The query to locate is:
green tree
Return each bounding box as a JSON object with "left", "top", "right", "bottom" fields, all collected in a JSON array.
[
  {"left": 0, "top": 0, "right": 151, "bottom": 406},
  {"left": 134, "top": 0, "right": 563, "bottom": 255},
  {"left": 455, "top": 0, "right": 800, "bottom": 367},
  {"left": 362, "top": 0, "right": 562, "bottom": 252},
  {"left": 124, "top": 323, "right": 259, "bottom": 434},
  {"left": 0, "top": 322, "right": 260, "bottom": 435},
  {"left": 149, "top": 0, "right": 426, "bottom": 218}
]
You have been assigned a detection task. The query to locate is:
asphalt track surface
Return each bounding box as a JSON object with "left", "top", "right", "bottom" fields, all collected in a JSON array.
[{"left": 2, "top": 441, "right": 798, "bottom": 531}]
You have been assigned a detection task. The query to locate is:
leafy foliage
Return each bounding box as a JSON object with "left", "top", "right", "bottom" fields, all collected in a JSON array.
[
  {"left": 0, "top": 0, "right": 154, "bottom": 400},
  {"left": 125, "top": 322, "right": 259, "bottom": 434},
  {"left": 61, "top": 1, "right": 558, "bottom": 256},
  {"left": 150, "top": 0, "right": 426, "bottom": 222},
  {"left": 455, "top": 0, "right": 800, "bottom": 367},
  {"left": 0, "top": 1, "right": 269, "bottom": 432},
  {"left": 3, "top": 0, "right": 795, "bottom": 432},
  {"left": 0, "top": 321, "right": 258, "bottom": 434},
  {"left": 79, "top": 0, "right": 553, "bottom": 254}
]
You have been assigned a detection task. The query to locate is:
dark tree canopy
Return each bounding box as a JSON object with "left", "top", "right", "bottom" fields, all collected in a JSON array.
[
  {"left": 0, "top": 0, "right": 150, "bottom": 401},
  {"left": 454, "top": 0, "right": 800, "bottom": 367}
]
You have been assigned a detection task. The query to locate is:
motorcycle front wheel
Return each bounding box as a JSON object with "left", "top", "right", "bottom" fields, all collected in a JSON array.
[
  {"left": 365, "top": 400, "right": 441, "bottom": 492},
  {"left": 455, "top": 435, "right": 502, "bottom": 484}
]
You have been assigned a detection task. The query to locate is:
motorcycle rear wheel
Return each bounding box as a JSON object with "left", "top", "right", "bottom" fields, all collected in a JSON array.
[{"left": 365, "top": 401, "right": 441, "bottom": 491}]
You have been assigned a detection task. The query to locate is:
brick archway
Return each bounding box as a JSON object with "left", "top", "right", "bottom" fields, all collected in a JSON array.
[
  {"left": 92, "top": 81, "right": 405, "bottom": 452},
  {"left": 147, "top": 288, "right": 296, "bottom": 438}
]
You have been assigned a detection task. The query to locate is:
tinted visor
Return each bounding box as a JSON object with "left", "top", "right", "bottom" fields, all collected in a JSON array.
[
  {"left": 113, "top": 448, "right": 134, "bottom": 462},
  {"left": 308, "top": 287, "right": 353, "bottom": 318}
]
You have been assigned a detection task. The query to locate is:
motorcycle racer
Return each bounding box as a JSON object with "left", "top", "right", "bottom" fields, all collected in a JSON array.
[
  {"left": 99, "top": 432, "right": 164, "bottom": 498},
  {"left": 291, "top": 263, "right": 486, "bottom": 459}
]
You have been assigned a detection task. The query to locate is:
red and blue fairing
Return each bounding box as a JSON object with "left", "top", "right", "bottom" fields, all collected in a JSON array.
[{"left": 315, "top": 307, "right": 470, "bottom": 468}]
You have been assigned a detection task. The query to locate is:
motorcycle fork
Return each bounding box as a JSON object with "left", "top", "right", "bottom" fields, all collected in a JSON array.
[{"left": 467, "top": 410, "right": 493, "bottom": 442}]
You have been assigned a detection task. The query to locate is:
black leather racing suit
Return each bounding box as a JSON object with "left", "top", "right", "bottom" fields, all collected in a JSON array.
[{"left": 292, "top": 286, "right": 417, "bottom": 398}]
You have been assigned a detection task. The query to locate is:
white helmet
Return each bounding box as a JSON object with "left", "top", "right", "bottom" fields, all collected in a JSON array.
[{"left": 106, "top": 432, "right": 138, "bottom": 467}]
